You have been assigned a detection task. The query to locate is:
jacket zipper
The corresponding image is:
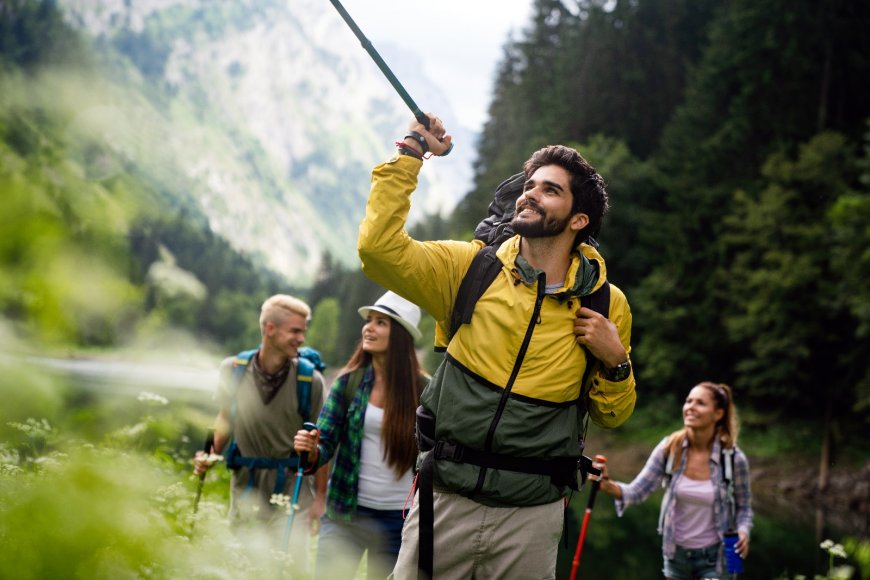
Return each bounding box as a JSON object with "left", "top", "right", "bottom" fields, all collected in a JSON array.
[{"left": 472, "top": 271, "right": 546, "bottom": 496}]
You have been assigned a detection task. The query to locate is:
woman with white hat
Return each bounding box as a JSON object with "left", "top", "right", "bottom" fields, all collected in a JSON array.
[{"left": 294, "top": 291, "right": 427, "bottom": 579}]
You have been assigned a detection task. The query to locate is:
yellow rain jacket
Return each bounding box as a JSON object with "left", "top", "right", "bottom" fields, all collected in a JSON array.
[{"left": 358, "top": 155, "right": 636, "bottom": 507}]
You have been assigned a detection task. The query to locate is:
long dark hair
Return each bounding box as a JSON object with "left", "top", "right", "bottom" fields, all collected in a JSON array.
[
  {"left": 665, "top": 382, "right": 739, "bottom": 468},
  {"left": 341, "top": 318, "right": 425, "bottom": 478}
]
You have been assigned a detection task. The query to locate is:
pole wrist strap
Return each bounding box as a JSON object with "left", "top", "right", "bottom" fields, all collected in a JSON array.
[{"left": 405, "top": 131, "right": 429, "bottom": 155}]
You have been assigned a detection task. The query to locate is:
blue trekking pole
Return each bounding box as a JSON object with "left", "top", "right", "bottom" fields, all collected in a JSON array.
[{"left": 282, "top": 421, "right": 318, "bottom": 552}]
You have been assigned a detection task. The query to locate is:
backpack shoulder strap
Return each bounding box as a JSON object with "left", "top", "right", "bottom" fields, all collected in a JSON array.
[
  {"left": 721, "top": 446, "right": 738, "bottom": 529},
  {"left": 663, "top": 450, "right": 675, "bottom": 487},
  {"left": 721, "top": 447, "right": 734, "bottom": 484},
  {"left": 343, "top": 367, "right": 366, "bottom": 405},
  {"left": 579, "top": 281, "right": 612, "bottom": 394},
  {"left": 581, "top": 280, "right": 610, "bottom": 317},
  {"left": 296, "top": 356, "right": 315, "bottom": 423},
  {"left": 232, "top": 349, "right": 258, "bottom": 378},
  {"left": 229, "top": 348, "right": 258, "bottom": 422},
  {"left": 447, "top": 245, "right": 502, "bottom": 344}
]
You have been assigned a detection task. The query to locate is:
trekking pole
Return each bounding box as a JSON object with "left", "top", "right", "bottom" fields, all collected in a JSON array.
[
  {"left": 569, "top": 454, "right": 607, "bottom": 580},
  {"left": 327, "top": 0, "right": 454, "bottom": 155},
  {"left": 282, "top": 421, "right": 318, "bottom": 552},
  {"left": 190, "top": 430, "right": 215, "bottom": 536}
]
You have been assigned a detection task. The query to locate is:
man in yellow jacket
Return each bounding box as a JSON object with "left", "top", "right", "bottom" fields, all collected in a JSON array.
[{"left": 358, "top": 113, "right": 636, "bottom": 579}]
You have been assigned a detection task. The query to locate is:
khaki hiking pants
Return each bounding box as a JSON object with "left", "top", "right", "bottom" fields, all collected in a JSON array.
[{"left": 391, "top": 490, "right": 563, "bottom": 580}]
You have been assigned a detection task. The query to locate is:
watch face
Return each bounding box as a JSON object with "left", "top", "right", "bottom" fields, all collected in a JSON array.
[{"left": 609, "top": 361, "right": 631, "bottom": 382}]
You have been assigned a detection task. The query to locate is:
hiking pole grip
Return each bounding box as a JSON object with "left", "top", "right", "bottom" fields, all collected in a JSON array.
[
  {"left": 190, "top": 431, "right": 215, "bottom": 536},
  {"left": 203, "top": 430, "right": 215, "bottom": 454},
  {"left": 415, "top": 113, "right": 455, "bottom": 156},
  {"left": 300, "top": 422, "right": 317, "bottom": 469},
  {"left": 197, "top": 431, "right": 215, "bottom": 481},
  {"left": 586, "top": 454, "right": 607, "bottom": 509},
  {"left": 570, "top": 455, "right": 607, "bottom": 580}
]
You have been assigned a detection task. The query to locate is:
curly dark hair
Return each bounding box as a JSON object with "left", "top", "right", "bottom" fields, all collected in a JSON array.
[{"left": 523, "top": 145, "right": 609, "bottom": 245}]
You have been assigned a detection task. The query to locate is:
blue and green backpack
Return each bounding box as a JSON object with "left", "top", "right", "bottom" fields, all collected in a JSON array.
[{"left": 223, "top": 346, "right": 326, "bottom": 493}]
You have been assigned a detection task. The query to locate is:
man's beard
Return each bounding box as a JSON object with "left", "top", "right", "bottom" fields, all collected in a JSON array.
[{"left": 511, "top": 201, "right": 571, "bottom": 238}]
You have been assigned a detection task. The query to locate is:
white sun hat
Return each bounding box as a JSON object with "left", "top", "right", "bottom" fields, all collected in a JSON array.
[{"left": 358, "top": 291, "right": 423, "bottom": 342}]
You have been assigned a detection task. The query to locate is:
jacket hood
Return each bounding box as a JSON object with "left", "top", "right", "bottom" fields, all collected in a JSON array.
[{"left": 495, "top": 236, "right": 607, "bottom": 300}]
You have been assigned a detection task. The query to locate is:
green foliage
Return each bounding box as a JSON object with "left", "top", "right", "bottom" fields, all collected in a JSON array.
[
  {"left": 307, "top": 298, "right": 341, "bottom": 369},
  {"left": 777, "top": 538, "right": 868, "bottom": 580},
  {"left": 0, "top": 357, "right": 65, "bottom": 444},
  {"left": 457, "top": 0, "right": 719, "bottom": 239},
  {"left": 0, "top": 385, "right": 303, "bottom": 578},
  {"left": 843, "top": 537, "right": 870, "bottom": 580},
  {"left": 210, "top": 290, "right": 264, "bottom": 354},
  {"left": 0, "top": 54, "right": 292, "bottom": 353},
  {"left": 0, "top": 84, "right": 144, "bottom": 346},
  {"left": 0, "top": 0, "right": 91, "bottom": 71},
  {"left": 631, "top": 0, "right": 870, "bottom": 397},
  {"left": 0, "top": 353, "right": 298, "bottom": 577},
  {"left": 719, "top": 133, "right": 863, "bottom": 411}
]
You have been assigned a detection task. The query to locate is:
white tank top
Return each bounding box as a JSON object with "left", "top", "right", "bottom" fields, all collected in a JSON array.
[
  {"left": 356, "top": 403, "right": 415, "bottom": 510},
  {"left": 672, "top": 476, "right": 719, "bottom": 548}
]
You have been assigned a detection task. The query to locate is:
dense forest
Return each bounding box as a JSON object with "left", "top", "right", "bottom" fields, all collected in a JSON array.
[
  {"left": 322, "top": 0, "right": 870, "bottom": 471},
  {"left": 320, "top": 0, "right": 870, "bottom": 463},
  {"left": 2, "top": 0, "right": 869, "bottom": 461}
]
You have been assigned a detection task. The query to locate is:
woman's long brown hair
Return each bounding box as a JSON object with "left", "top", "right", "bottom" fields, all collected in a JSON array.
[
  {"left": 664, "top": 382, "right": 739, "bottom": 469},
  {"left": 341, "top": 318, "right": 425, "bottom": 478}
]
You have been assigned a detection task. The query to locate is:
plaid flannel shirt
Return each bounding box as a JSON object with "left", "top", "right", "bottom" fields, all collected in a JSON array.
[
  {"left": 313, "top": 365, "right": 375, "bottom": 522},
  {"left": 614, "top": 436, "right": 753, "bottom": 568}
]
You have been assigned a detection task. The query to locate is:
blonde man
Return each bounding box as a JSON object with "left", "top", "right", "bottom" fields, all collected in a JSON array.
[{"left": 195, "top": 294, "right": 328, "bottom": 566}]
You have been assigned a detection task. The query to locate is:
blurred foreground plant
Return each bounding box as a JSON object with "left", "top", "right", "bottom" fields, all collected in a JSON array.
[
  {"left": 0, "top": 360, "right": 309, "bottom": 579},
  {"left": 0, "top": 420, "right": 323, "bottom": 579},
  {"left": 782, "top": 538, "right": 869, "bottom": 580}
]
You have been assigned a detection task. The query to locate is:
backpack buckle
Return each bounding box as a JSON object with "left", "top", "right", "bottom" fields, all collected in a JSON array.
[{"left": 433, "top": 440, "right": 464, "bottom": 462}]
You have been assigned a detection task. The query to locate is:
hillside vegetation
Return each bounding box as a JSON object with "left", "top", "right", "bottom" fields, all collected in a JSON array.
[{"left": 2, "top": 0, "right": 868, "bottom": 512}]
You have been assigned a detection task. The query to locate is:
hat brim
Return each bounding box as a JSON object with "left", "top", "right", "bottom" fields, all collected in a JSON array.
[{"left": 358, "top": 305, "right": 422, "bottom": 342}]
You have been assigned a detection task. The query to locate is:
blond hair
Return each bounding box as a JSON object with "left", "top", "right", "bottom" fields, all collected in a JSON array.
[{"left": 259, "top": 294, "right": 311, "bottom": 334}]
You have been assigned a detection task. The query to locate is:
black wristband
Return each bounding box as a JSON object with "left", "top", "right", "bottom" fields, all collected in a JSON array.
[
  {"left": 397, "top": 145, "right": 423, "bottom": 160},
  {"left": 404, "top": 131, "right": 429, "bottom": 155}
]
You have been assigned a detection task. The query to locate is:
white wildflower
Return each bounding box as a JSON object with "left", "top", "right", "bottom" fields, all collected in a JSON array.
[
  {"left": 32, "top": 456, "right": 61, "bottom": 467},
  {"left": 829, "top": 543, "right": 848, "bottom": 560},
  {"left": 1, "top": 464, "right": 22, "bottom": 475},
  {"left": 137, "top": 391, "right": 169, "bottom": 405},
  {"left": 270, "top": 493, "right": 290, "bottom": 508},
  {"left": 8, "top": 418, "right": 52, "bottom": 437}
]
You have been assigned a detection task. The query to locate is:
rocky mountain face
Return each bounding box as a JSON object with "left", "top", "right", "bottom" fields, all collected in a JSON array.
[{"left": 57, "top": 0, "right": 474, "bottom": 284}]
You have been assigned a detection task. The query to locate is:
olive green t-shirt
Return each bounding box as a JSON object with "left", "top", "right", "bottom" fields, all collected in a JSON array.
[{"left": 217, "top": 354, "right": 325, "bottom": 525}]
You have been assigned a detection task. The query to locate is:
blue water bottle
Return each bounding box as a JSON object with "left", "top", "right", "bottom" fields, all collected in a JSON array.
[{"left": 723, "top": 531, "right": 744, "bottom": 574}]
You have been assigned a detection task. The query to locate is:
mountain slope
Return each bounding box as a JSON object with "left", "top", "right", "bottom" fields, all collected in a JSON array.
[{"left": 57, "top": 0, "right": 474, "bottom": 283}]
